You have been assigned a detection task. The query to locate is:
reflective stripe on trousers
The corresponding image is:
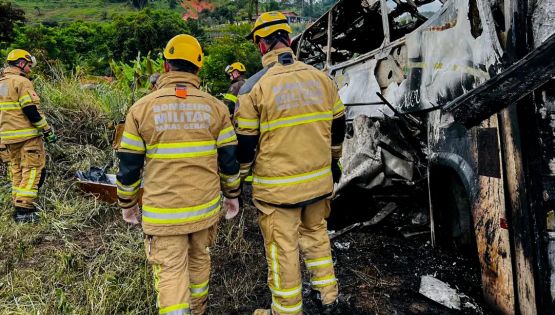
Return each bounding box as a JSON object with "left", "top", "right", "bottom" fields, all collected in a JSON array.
[
  {"left": 159, "top": 304, "right": 191, "bottom": 315},
  {"left": 14, "top": 167, "right": 39, "bottom": 198},
  {"left": 272, "top": 296, "right": 302, "bottom": 314},
  {"left": 13, "top": 187, "right": 38, "bottom": 197},
  {"left": 270, "top": 284, "right": 302, "bottom": 298},
  {"left": 270, "top": 243, "right": 280, "bottom": 288},
  {"left": 190, "top": 280, "right": 209, "bottom": 298},
  {"left": 142, "top": 195, "right": 221, "bottom": 224},
  {"left": 153, "top": 264, "right": 192, "bottom": 315},
  {"left": 310, "top": 274, "right": 337, "bottom": 288},
  {"left": 305, "top": 256, "right": 333, "bottom": 269}
]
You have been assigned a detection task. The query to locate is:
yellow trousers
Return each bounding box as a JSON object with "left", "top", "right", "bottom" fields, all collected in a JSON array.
[
  {"left": 6, "top": 137, "right": 46, "bottom": 209},
  {"left": 256, "top": 198, "right": 339, "bottom": 315},
  {"left": 145, "top": 224, "right": 218, "bottom": 315}
]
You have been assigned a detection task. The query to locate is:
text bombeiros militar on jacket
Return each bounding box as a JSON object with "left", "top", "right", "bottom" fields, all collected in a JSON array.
[{"left": 153, "top": 103, "right": 212, "bottom": 131}]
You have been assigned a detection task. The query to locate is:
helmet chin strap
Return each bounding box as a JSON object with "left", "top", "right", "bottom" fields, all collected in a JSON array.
[
  {"left": 259, "top": 35, "right": 291, "bottom": 55},
  {"left": 16, "top": 60, "right": 29, "bottom": 72},
  {"left": 258, "top": 41, "right": 269, "bottom": 55}
]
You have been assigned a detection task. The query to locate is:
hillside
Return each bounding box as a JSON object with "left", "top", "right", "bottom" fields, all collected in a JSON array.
[
  {"left": 10, "top": 0, "right": 336, "bottom": 24},
  {"left": 11, "top": 0, "right": 184, "bottom": 23}
]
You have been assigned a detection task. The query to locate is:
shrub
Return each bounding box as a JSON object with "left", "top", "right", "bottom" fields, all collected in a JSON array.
[
  {"left": 6, "top": 9, "right": 203, "bottom": 75},
  {"left": 200, "top": 24, "right": 262, "bottom": 95}
]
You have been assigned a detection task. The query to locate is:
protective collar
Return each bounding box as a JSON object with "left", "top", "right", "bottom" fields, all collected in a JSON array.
[
  {"left": 2, "top": 66, "right": 27, "bottom": 78},
  {"left": 156, "top": 71, "right": 200, "bottom": 89},
  {"left": 262, "top": 47, "right": 296, "bottom": 67}
]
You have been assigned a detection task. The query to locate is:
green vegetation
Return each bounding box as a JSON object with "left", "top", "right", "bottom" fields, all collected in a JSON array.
[
  {"left": 0, "top": 70, "right": 150, "bottom": 313},
  {"left": 10, "top": 0, "right": 337, "bottom": 24},
  {"left": 9, "top": 0, "right": 184, "bottom": 23},
  {"left": 0, "top": 1, "right": 350, "bottom": 313},
  {"left": 1, "top": 3, "right": 264, "bottom": 94},
  {"left": 3, "top": 9, "right": 203, "bottom": 76},
  {"left": 200, "top": 24, "right": 260, "bottom": 94},
  {"left": 0, "top": 69, "right": 269, "bottom": 313},
  {"left": 0, "top": 1, "right": 25, "bottom": 43},
  {"left": 1, "top": 0, "right": 340, "bottom": 93}
]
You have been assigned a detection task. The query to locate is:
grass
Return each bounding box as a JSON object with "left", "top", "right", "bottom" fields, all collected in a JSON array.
[
  {"left": 0, "top": 69, "right": 269, "bottom": 314},
  {"left": 0, "top": 67, "right": 489, "bottom": 315},
  {"left": 11, "top": 0, "right": 185, "bottom": 23},
  {"left": 0, "top": 69, "right": 150, "bottom": 313}
]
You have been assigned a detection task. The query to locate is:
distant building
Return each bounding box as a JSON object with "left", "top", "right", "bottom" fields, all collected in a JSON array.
[
  {"left": 282, "top": 11, "right": 301, "bottom": 23},
  {"left": 253, "top": 11, "right": 312, "bottom": 23}
]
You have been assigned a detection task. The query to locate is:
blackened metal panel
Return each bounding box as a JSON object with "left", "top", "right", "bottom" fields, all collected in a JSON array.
[{"left": 477, "top": 128, "right": 501, "bottom": 178}]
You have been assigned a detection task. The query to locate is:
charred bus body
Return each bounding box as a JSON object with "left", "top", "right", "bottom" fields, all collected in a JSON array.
[{"left": 292, "top": 0, "right": 555, "bottom": 313}]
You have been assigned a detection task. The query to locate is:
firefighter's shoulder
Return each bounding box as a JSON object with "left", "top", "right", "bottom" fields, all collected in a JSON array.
[
  {"left": 9, "top": 73, "right": 33, "bottom": 88},
  {"left": 238, "top": 66, "right": 273, "bottom": 96}
]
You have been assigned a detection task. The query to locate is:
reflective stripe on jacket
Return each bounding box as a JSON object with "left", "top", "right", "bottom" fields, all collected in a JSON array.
[
  {"left": 117, "top": 71, "right": 240, "bottom": 236},
  {"left": 0, "top": 67, "right": 49, "bottom": 144},
  {"left": 224, "top": 77, "right": 245, "bottom": 116},
  {"left": 235, "top": 47, "right": 345, "bottom": 205}
]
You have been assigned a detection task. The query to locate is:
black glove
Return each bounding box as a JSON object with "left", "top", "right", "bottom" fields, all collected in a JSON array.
[
  {"left": 43, "top": 128, "right": 57, "bottom": 144},
  {"left": 332, "top": 159, "right": 342, "bottom": 183}
]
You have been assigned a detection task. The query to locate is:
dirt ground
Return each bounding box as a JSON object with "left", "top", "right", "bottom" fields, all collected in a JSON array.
[{"left": 207, "top": 195, "right": 492, "bottom": 315}]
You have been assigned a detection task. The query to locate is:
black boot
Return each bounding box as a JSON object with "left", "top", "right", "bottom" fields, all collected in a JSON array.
[
  {"left": 320, "top": 300, "right": 340, "bottom": 315},
  {"left": 311, "top": 290, "right": 350, "bottom": 315},
  {"left": 13, "top": 206, "right": 39, "bottom": 223}
]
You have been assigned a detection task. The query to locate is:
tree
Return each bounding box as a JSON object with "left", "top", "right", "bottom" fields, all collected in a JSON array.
[
  {"left": 200, "top": 24, "right": 262, "bottom": 94},
  {"left": 111, "top": 9, "right": 203, "bottom": 62},
  {"left": 0, "top": 1, "right": 25, "bottom": 44},
  {"left": 7, "top": 9, "right": 203, "bottom": 75},
  {"left": 128, "top": 0, "right": 148, "bottom": 9}
]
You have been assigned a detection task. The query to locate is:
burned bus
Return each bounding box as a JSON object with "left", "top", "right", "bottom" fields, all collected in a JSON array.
[{"left": 292, "top": 0, "right": 555, "bottom": 313}]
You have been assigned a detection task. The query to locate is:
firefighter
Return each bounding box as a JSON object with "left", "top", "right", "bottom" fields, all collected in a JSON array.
[
  {"left": 116, "top": 34, "right": 241, "bottom": 315},
  {"left": 235, "top": 12, "right": 346, "bottom": 315},
  {"left": 1, "top": 49, "right": 57, "bottom": 223},
  {"left": 223, "top": 62, "right": 247, "bottom": 117}
]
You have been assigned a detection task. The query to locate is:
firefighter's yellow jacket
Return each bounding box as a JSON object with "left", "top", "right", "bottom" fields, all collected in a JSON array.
[
  {"left": 0, "top": 67, "right": 50, "bottom": 144},
  {"left": 117, "top": 71, "right": 241, "bottom": 236},
  {"left": 235, "top": 47, "right": 345, "bottom": 206}
]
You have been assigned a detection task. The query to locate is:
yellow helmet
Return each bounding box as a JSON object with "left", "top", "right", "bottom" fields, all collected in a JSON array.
[
  {"left": 225, "top": 62, "right": 246, "bottom": 74},
  {"left": 247, "top": 11, "right": 292, "bottom": 42},
  {"left": 7, "top": 49, "right": 37, "bottom": 67},
  {"left": 163, "top": 34, "right": 203, "bottom": 69}
]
